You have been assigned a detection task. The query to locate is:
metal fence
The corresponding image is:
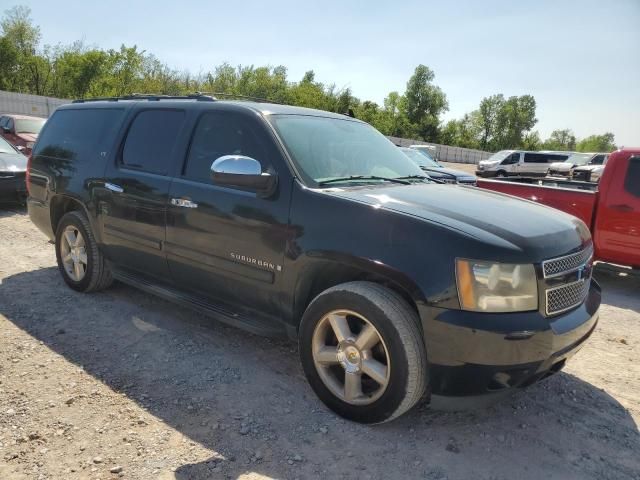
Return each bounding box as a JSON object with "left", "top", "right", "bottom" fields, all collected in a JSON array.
[
  {"left": 387, "top": 136, "right": 493, "bottom": 164},
  {"left": 0, "top": 90, "right": 70, "bottom": 118}
]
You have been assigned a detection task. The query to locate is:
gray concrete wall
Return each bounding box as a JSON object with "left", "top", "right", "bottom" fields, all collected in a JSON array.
[
  {"left": 387, "top": 136, "right": 493, "bottom": 164},
  {"left": 0, "top": 90, "right": 70, "bottom": 118}
]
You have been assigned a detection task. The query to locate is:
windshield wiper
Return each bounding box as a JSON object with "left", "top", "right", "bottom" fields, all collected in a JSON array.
[
  {"left": 317, "top": 175, "right": 411, "bottom": 186},
  {"left": 395, "top": 174, "right": 444, "bottom": 184}
]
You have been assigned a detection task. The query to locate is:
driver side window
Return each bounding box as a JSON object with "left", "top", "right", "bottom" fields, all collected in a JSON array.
[
  {"left": 502, "top": 152, "right": 519, "bottom": 165},
  {"left": 183, "top": 111, "right": 269, "bottom": 184}
]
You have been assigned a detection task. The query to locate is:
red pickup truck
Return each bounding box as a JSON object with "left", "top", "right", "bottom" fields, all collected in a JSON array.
[{"left": 478, "top": 148, "right": 640, "bottom": 269}]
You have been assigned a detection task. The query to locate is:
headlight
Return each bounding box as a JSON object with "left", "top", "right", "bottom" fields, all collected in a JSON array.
[{"left": 456, "top": 259, "right": 538, "bottom": 312}]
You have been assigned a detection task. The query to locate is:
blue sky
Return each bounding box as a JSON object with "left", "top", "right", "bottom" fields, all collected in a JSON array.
[{"left": 14, "top": 0, "right": 640, "bottom": 146}]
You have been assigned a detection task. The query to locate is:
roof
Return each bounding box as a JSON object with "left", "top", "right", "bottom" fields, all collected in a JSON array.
[{"left": 62, "top": 96, "right": 360, "bottom": 121}]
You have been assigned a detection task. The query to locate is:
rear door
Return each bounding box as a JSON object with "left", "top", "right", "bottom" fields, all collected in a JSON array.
[
  {"left": 100, "top": 107, "right": 189, "bottom": 281},
  {"left": 594, "top": 155, "right": 640, "bottom": 267}
]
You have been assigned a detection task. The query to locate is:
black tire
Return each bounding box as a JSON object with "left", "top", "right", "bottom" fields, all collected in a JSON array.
[
  {"left": 496, "top": 170, "right": 507, "bottom": 178},
  {"left": 299, "top": 281, "right": 427, "bottom": 424},
  {"left": 55, "top": 210, "right": 113, "bottom": 292}
]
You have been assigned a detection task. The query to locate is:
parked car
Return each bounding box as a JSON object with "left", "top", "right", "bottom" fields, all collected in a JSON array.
[
  {"left": 0, "top": 114, "right": 46, "bottom": 156},
  {"left": 476, "top": 150, "right": 570, "bottom": 178},
  {"left": 547, "top": 152, "right": 608, "bottom": 179},
  {"left": 477, "top": 148, "right": 640, "bottom": 269},
  {"left": 572, "top": 156, "right": 609, "bottom": 183},
  {"left": 408, "top": 144, "right": 438, "bottom": 160},
  {"left": 0, "top": 135, "right": 27, "bottom": 202},
  {"left": 399, "top": 147, "right": 477, "bottom": 185},
  {"left": 27, "top": 95, "right": 600, "bottom": 423}
]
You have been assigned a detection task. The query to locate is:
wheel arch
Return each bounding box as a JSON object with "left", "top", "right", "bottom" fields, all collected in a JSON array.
[
  {"left": 50, "top": 194, "right": 98, "bottom": 240},
  {"left": 291, "top": 253, "right": 425, "bottom": 329}
]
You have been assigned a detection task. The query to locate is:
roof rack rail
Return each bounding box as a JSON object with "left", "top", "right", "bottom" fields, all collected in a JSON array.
[
  {"left": 72, "top": 92, "right": 216, "bottom": 103},
  {"left": 207, "top": 92, "right": 285, "bottom": 105}
]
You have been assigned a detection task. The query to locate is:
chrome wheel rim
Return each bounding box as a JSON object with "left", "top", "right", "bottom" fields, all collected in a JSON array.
[
  {"left": 60, "top": 225, "right": 87, "bottom": 282},
  {"left": 311, "top": 310, "right": 391, "bottom": 405}
]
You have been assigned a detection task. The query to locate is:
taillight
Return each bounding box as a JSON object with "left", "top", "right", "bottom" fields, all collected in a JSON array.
[{"left": 26, "top": 153, "right": 33, "bottom": 196}]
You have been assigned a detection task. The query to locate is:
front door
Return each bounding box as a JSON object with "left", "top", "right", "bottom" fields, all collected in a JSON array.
[
  {"left": 100, "top": 108, "right": 188, "bottom": 281},
  {"left": 165, "top": 109, "right": 291, "bottom": 316},
  {"left": 595, "top": 155, "right": 640, "bottom": 267}
]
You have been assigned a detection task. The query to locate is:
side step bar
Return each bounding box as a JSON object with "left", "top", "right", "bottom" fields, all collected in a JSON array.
[{"left": 112, "top": 270, "right": 288, "bottom": 338}]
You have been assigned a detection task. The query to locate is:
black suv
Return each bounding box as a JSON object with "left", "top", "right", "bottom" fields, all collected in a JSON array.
[{"left": 27, "top": 95, "right": 601, "bottom": 423}]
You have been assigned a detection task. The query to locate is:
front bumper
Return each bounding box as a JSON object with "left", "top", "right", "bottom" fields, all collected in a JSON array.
[
  {"left": 0, "top": 172, "right": 26, "bottom": 201},
  {"left": 419, "top": 281, "right": 601, "bottom": 396}
]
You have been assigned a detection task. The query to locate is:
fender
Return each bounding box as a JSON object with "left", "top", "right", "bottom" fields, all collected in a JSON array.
[{"left": 288, "top": 250, "right": 427, "bottom": 325}]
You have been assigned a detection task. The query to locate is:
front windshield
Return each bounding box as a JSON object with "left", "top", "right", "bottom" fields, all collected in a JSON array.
[
  {"left": 565, "top": 153, "right": 591, "bottom": 165},
  {"left": 270, "top": 115, "right": 425, "bottom": 185},
  {"left": 485, "top": 150, "right": 513, "bottom": 163},
  {"left": 401, "top": 148, "right": 440, "bottom": 167},
  {"left": 0, "top": 136, "right": 19, "bottom": 154},
  {"left": 15, "top": 118, "right": 45, "bottom": 135}
]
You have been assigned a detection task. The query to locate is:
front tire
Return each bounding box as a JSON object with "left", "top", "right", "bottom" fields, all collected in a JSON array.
[
  {"left": 299, "top": 282, "right": 427, "bottom": 424},
  {"left": 55, "top": 211, "right": 113, "bottom": 292}
]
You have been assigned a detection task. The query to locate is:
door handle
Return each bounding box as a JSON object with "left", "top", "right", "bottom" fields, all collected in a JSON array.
[
  {"left": 105, "top": 182, "right": 124, "bottom": 193},
  {"left": 610, "top": 204, "right": 633, "bottom": 213},
  {"left": 171, "top": 198, "right": 198, "bottom": 209}
]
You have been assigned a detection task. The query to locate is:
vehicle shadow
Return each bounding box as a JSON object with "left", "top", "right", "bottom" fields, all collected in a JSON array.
[
  {"left": 1, "top": 267, "right": 639, "bottom": 480},
  {"left": 0, "top": 202, "right": 26, "bottom": 218}
]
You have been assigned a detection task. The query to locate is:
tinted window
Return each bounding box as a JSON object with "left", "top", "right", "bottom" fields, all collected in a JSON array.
[
  {"left": 183, "top": 111, "right": 269, "bottom": 183},
  {"left": 122, "top": 110, "right": 185, "bottom": 175},
  {"left": 6, "top": 118, "right": 14, "bottom": 132},
  {"left": 624, "top": 157, "right": 640, "bottom": 198},
  {"left": 0, "top": 116, "right": 6, "bottom": 128},
  {"left": 524, "top": 153, "right": 568, "bottom": 163},
  {"left": 591, "top": 154, "right": 605, "bottom": 165},
  {"left": 524, "top": 153, "right": 546, "bottom": 163},
  {"left": 33, "top": 109, "right": 125, "bottom": 161}
]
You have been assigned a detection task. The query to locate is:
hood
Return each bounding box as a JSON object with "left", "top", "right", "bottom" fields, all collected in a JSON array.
[
  {"left": 0, "top": 151, "right": 27, "bottom": 172},
  {"left": 421, "top": 166, "right": 476, "bottom": 181},
  {"left": 549, "top": 162, "right": 571, "bottom": 171},
  {"left": 574, "top": 165, "right": 603, "bottom": 172},
  {"left": 16, "top": 133, "right": 37, "bottom": 143},
  {"left": 325, "top": 183, "right": 590, "bottom": 261}
]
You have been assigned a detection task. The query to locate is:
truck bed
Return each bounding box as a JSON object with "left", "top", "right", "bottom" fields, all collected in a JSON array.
[{"left": 477, "top": 177, "right": 597, "bottom": 226}]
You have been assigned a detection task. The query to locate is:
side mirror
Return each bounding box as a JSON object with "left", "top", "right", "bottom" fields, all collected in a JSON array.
[{"left": 210, "top": 155, "right": 277, "bottom": 197}]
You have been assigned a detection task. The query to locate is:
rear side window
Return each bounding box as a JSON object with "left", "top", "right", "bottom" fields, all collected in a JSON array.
[
  {"left": 122, "top": 110, "right": 185, "bottom": 175},
  {"left": 33, "top": 109, "right": 125, "bottom": 161},
  {"left": 624, "top": 157, "right": 640, "bottom": 198},
  {"left": 183, "top": 111, "right": 269, "bottom": 183},
  {"left": 524, "top": 153, "right": 546, "bottom": 163}
]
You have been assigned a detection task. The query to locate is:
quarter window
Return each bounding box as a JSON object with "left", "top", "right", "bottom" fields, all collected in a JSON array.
[
  {"left": 122, "top": 110, "right": 185, "bottom": 175},
  {"left": 32, "top": 109, "right": 125, "bottom": 161},
  {"left": 183, "top": 111, "right": 269, "bottom": 183},
  {"left": 624, "top": 157, "right": 640, "bottom": 198}
]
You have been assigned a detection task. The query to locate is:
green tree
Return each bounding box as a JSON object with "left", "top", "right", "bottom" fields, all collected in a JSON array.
[
  {"left": 576, "top": 133, "right": 616, "bottom": 153},
  {"left": 542, "top": 129, "right": 576, "bottom": 151},
  {"left": 476, "top": 94, "right": 504, "bottom": 150},
  {"left": 404, "top": 65, "right": 448, "bottom": 141}
]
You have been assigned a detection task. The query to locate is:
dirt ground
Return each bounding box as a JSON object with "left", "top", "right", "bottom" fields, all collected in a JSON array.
[{"left": 0, "top": 203, "right": 639, "bottom": 480}]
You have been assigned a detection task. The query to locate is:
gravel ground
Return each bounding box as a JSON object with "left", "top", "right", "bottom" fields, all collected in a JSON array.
[{"left": 0, "top": 204, "right": 639, "bottom": 480}]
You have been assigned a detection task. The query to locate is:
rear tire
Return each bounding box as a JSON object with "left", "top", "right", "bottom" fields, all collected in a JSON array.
[
  {"left": 299, "top": 281, "right": 427, "bottom": 424},
  {"left": 55, "top": 211, "right": 113, "bottom": 292}
]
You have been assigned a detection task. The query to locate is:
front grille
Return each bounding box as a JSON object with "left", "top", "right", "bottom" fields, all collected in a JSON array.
[
  {"left": 542, "top": 246, "right": 593, "bottom": 278},
  {"left": 546, "top": 280, "right": 591, "bottom": 315},
  {"left": 573, "top": 171, "right": 589, "bottom": 181}
]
